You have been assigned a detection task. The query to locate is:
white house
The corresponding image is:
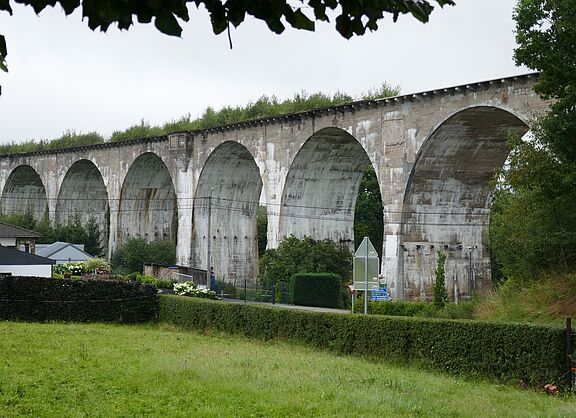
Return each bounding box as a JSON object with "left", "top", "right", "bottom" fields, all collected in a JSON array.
[
  {"left": 0, "top": 245, "right": 55, "bottom": 277},
  {"left": 36, "top": 242, "right": 94, "bottom": 264}
]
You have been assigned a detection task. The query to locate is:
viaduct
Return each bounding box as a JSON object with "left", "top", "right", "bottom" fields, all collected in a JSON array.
[{"left": 0, "top": 73, "right": 549, "bottom": 300}]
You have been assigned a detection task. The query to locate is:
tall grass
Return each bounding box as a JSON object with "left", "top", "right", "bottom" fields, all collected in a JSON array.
[{"left": 475, "top": 273, "right": 576, "bottom": 325}]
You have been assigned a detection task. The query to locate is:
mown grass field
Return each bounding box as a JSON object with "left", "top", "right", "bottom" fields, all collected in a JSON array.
[{"left": 0, "top": 321, "right": 574, "bottom": 417}]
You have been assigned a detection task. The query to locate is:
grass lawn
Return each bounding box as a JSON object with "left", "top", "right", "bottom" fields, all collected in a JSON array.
[{"left": 0, "top": 322, "right": 574, "bottom": 417}]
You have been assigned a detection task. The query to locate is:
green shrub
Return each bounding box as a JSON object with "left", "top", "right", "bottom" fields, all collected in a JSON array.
[
  {"left": 53, "top": 262, "right": 86, "bottom": 276},
  {"left": 0, "top": 276, "right": 158, "bottom": 323},
  {"left": 159, "top": 296, "right": 568, "bottom": 387},
  {"left": 214, "top": 279, "right": 237, "bottom": 298},
  {"left": 433, "top": 251, "right": 448, "bottom": 309},
  {"left": 290, "top": 273, "right": 342, "bottom": 308},
  {"left": 173, "top": 282, "right": 217, "bottom": 300},
  {"left": 111, "top": 238, "right": 176, "bottom": 274},
  {"left": 354, "top": 300, "right": 475, "bottom": 320},
  {"left": 259, "top": 236, "right": 352, "bottom": 287},
  {"left": 133, "top": 274, "right": 174, "bottom": 289},
  {"left": 83, "top": 257, "right": 111, "bottom": 272}
]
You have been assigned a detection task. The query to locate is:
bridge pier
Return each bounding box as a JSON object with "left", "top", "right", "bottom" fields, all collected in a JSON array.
[{"left": 0, "top": 74, "right": 549, "bottom": 300}]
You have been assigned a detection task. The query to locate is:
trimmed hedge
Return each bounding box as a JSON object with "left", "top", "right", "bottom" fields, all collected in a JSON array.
[
  {"left": 354, "top": 300, "right": 475, "bottom": 320},
  {"left": 0, "top": 276, "right": 158, "bottom": 323},
  {"left": 290, "top": 272, "right": 341, "bottom": 308},
  {"left": 159, "top": 295, "right": 568, "bottom": 387}
]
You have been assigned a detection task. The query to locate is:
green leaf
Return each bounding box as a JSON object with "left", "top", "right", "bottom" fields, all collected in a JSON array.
[
  {"left": 284, "top": 8, "right": 314, "bottom": 31},
  {"left": 0, "top": 0, "right": 13, "bottom": 14},
  {"left": 154, "top": 12, "right": 183, "bottom": 37},
  {"left": 58, "top": 0, "right": 80, "bottom": 15}
]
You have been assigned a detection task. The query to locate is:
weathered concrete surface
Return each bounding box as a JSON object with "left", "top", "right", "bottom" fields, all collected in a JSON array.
[
  {"left": 57, "top": 159, "right": 109, "bottom": 247},
  {"left": 0, "top": 74, "right": 550, "bottom": 299}
]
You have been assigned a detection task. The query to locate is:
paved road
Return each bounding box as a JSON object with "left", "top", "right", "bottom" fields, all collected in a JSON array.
[{"left": 222, "top": 298, "right": 351, "bottom": 314}]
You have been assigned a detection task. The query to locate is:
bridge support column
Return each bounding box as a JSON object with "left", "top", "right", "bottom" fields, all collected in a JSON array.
[
  {"left": 175, "top": 171, "right": 193, "bottom": 265},
  {"left": 382, "top": 205, "right": 405, "bottom": 300},
  {"left": 107, "top": 197, "right": 120, "bottom": 259}
]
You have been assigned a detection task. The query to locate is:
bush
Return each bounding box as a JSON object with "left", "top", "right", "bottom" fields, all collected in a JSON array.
[
  {"left": 259, "top": 236, "right": 352, "bottom": 287},
  {"left": 129, "top": 274, "right": 174, "bottom": 289},
  {"left": 354, "top": 300, "right": 475, "bottom": 320},
  {"left": 173, "top": 282, "right": 217, "bottom": 300},
  {"left": 83, "top": 257, "right": 111, "bottom": 272},
  {"left": 433, "top": 251, "right": 448, "bottom": 309},
  {"left": 214, "top": 279, "right": 237, "bottom": 298},
  {"left": 356, "top": 300, "right": 436, "bottom": 317},
  {"left": 290, "top": 273, "right": 342, "bottom": 308},
  {"left": 111, "top": 238, "right": 176, "bottom": 274},
  {"left": 53, "top": 262, "right": 86, "bottom": 276},
  {"left": 159, "top": 295, "right": 568, "bottom": 387},
  {"left": 0, "top": 276, "right": 158, "bottom": 323}
]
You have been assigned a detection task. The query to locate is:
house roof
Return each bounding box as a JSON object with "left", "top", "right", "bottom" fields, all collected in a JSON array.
[
  {"left": 0, "top": 222, "right": 41, "bottom": 238},
  {"left": 0, "top": 245, "right": 55, "bottom": 265},
  {"left": 36, "top": 241, "right": 93, "bottom": 259}
]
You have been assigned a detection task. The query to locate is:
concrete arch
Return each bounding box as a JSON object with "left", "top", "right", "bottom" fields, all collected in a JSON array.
[
  {"left": 56, "top": 159, "right": 110, "bottom": 249},
  {"left": 191, "top": 141, "right": 262, "bottom": 285},
  {"left": 279, "top": 127, "right": 377, "bottom": 250},
  {"left": 0, "top": 165, "right": 48, "bottom": 220},
  {"left": 400, "top": 106, "right": 529, "bottom": 300},
  {"left": 117, "top": 152, "right": 177, "bottom": 245}
]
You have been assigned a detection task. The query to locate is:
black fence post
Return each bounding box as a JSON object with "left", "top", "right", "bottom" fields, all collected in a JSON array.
[
  {"left": 244, "top": 278, "right": 247, "bottom": 304},
  {"left": 272, "top": 283, "right": 276, "bottom": 305},
  {"left": 567, "top": 318, "right": 573, "bottom": 391}
]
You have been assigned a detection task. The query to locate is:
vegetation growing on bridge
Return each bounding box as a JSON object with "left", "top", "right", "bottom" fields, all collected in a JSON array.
[{"left": 0, "top": 85, "right": 399, "bottom": 156}]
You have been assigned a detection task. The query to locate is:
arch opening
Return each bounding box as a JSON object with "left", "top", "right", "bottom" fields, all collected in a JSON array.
[
  {"left": 191, "top": 142, "right": 262, "bottom": 285},
  {"left": 279, "top": 127, "right": 379, "bottom": 253},
  {"left": 118, "top": 153, "right": 177, "bottom": 246},
  {"left": 400, "top": 106, "right": 529, "bottom": 300},
  {"left": 1, "top": 165, "right": 48, "bottom": 221},
  {"left": 56, "top": 160, "right": 110, "bottom": 252}
]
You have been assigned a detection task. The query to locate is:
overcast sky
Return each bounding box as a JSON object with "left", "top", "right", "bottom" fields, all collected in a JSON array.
[{"left": 0, "top": 0, "right": 528, "bottom": 144}]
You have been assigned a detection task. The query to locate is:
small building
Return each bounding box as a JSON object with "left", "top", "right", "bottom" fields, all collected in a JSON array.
[
  {"left": 0, "top": 222, "right": 41, "bottom": 254},
  {"left": 144, "top": 263, "right": 207, "bottom": 285},
  {"left": 36, "top": 241, "right": 94, "bottom": 264},
  {"left": 0, "top": 245, "right": 55, "bottom": 277}
]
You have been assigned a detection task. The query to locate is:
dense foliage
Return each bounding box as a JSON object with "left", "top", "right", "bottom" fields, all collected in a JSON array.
[
  {"left": 0, "top": 1, "right": 454, "bottom": 73},
  {"left": 514, "top": 0, "right": 576, "bottom": 162},
  {"left": 289, "top": 273, "right": 342, "bottom": 308},
  {"left": 259, "top": 236, "right": 352, "bottom": 287},
  {"left": 489, "top": 135, "right": 576, "bottom": 278},
  {"left": 111, "top": 238, "right": 176, "bottom": 274},
  {"left": 257, "top": 206, "right": 267, "bottom": 256},
  {"left": 355, "top": 299, "right": 475, "bottom": 320},
  {"left": 433, "top": 251, "right": 448, "bottom": 308},
  {"left": 354, "top": 165, "right": 384, "bottom": 256},
  {"left": 489, "top": 1, "right": 576, "bottom": 279},
  {"left": 173, "top": 281, "right": 217, "bottom": 299},
  {"left": 0, "top": 212, "right": 103, "bottom": 256},
  {"left": 0, "top": 276, "right": 158, "bottom": 323},
  {"left": 159, "top": 295, "right": 567, "bottom": 387}
]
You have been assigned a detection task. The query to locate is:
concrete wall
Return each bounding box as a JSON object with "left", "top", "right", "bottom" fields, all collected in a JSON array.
[{"left": 0, "top": 74, "right": 550, "bottom": 299}]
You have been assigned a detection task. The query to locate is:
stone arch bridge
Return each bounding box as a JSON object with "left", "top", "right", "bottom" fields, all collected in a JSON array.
[{"left": 0, "top": 73, "right": 548, "bottom": 300}]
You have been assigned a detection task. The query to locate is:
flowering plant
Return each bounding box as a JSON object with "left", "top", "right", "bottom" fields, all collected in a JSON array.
[
  {"left": 53, "top": 262, "right": 86, "bottom": 276},
  {"left": 173, "top": 281, "right": 217, "bottom": 300}
]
